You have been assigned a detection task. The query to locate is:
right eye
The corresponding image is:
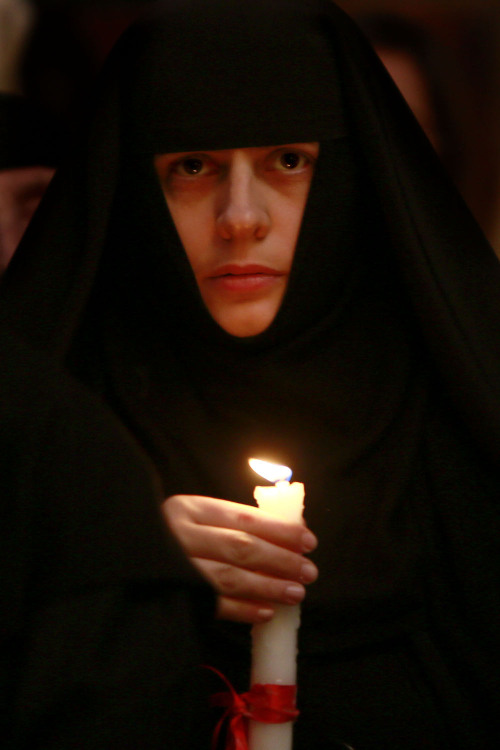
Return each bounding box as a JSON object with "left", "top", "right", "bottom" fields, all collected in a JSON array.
[{"left": 171, "top": 155, "right": 215, "bottom": 177}]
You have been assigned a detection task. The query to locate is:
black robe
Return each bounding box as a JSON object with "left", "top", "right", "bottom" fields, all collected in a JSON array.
[
  {"left": 0, "top": 328, "right": 214, "bottom": 748},
  {"left": 1, "top": 1, "right": 500, "bottom": 747}
]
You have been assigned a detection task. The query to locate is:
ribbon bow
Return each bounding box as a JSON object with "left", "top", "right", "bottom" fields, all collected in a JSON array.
[{"left": 205, "top": 666, "right": 299, "bottom": 750}]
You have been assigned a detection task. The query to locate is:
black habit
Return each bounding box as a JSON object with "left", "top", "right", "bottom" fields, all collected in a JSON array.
[{"left": 0, "top": 327, "right": 214, "bottom": 748}]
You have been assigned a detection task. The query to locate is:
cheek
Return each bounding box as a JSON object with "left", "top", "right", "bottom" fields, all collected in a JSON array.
[
  {"left": 165, "top": 198, "right": 212, "bottom": 271},
  {"left": 276, "top": 191, "right": 310, "bottom": 246}
]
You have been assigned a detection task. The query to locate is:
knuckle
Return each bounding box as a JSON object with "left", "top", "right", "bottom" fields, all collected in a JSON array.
[
  {"left": 235, "top": 509, "right": 254, "bottom": 527},
  {"left": 269, "top": 579, "right": 286, "bottom": 599},
  {"left": 162, "top": 495, "right": 175, "bottom": 516},
  {"left": 227, "top": 531, "right": 255, "bottom": 565},
  {"left": 215, "top": 564, "right": 239, "bottom": 594},
  {"left": 163, "top": 494, "right": 185, "bottom": 520}
]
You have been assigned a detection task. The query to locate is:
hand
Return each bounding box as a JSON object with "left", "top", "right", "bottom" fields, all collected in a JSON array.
[{"left": 163, "top": 494, "right": 318, "bottom": 624}]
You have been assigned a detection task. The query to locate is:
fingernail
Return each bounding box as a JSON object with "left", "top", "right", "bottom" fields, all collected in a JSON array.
[
  {"left": 285, "top": 584, "right": 305, "bottom": 604},
  {"left": 302, "top": 530, "right": 317, "bottom": 552},
  {"left": 257, "top": 608, "right": 274, "bottom": 621},
  {"left": 300, "top": 560, "right": 318, "bottom": 583}
]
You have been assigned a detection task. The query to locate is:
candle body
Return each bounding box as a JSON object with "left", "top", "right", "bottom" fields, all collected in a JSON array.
[{"left": 249, "top": 481, "right": 305, "bottom": 750}]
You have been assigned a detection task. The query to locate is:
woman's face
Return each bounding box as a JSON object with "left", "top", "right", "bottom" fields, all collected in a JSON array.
[{"left": 154, "top": 143, "right": 319, "bottom": 337}]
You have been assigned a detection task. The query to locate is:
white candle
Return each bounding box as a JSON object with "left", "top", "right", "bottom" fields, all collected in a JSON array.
[{"left": 248, "top": 459, "right": 305, "bottom": 750}]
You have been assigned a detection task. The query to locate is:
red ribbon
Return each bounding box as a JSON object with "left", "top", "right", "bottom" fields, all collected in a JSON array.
[{"left": 205, "top": 666, "right": 299, "bottom": 750}]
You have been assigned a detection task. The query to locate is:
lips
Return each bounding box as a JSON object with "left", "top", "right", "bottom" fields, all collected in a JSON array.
[
  {"left": 207, "top": 264, "right": 285, "bottom": 293},
  {"left": 210, "top": 264, "right": 283, "bottom": 278}
]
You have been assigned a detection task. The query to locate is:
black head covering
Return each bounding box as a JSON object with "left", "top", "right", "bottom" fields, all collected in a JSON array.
[{"left": 1, "top": 1, "right": 500, "bottom": 746}]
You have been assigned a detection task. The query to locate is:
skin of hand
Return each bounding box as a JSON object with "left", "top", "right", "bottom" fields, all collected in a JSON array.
[{"left": 163, "top": 494, "right": 318, "bottom": 624}]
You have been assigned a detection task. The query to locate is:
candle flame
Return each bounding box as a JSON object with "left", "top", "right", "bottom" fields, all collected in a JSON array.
[{"left": 248, "top": 458, "right": 292, "bottom": 483}]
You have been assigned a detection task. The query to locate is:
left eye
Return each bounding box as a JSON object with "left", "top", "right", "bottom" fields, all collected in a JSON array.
[
  {"left": 275, "top": 151, "right": 308, "bottom": 171},
  {"left": 184, "top": 158, "right": 205, "bottom": 174}
]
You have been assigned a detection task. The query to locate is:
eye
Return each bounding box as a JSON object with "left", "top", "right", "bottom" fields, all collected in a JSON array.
[
  {"left": 171, "top": 155, "right": 214, "bottom": 177},
  {"left": 280, "top": 152, "right": 301, "bottom": 169},
  {"left": 272, "top": 149, "right": 312, "bottom": 172}
]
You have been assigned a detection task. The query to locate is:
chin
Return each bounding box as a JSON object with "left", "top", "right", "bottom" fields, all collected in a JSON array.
[
  {"left": 208, "top": 296, "right": 283, "bottom": 338},
  {"left": 215, "top": 311, "right": 276, "bottom": 338},
  {"left": 220, "top": 321, "right": 271, "bottom": 338}
]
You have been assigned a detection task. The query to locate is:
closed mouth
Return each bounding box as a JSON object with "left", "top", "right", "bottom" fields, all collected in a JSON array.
[
  {"left": 209, "top": 264, "right": 283, "bottom": 278},
  {"left": 206, "top": 264, "right": 285, "bottom": 294}
]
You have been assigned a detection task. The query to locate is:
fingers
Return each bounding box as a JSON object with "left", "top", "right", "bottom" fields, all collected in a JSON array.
[
  {"left": 165, "top": 493, "right": 317, "bottom": 554},
  {"left": 216, "top": 596, "right": 275, "bottom": 624},
  {"left": 164, "top": 494, "right": 318, "bottom": 585},
  {"left": 163, "top": 494, "right": 318, "bottom": 624},
  {"left": 191, "top": 557, "right": 309, "bottom": 605},
  {"left": 188, "top": 526, "right": 317, "bottom": 583}
]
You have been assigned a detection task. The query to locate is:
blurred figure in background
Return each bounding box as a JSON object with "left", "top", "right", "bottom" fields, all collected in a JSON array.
[
  {"left": 0, "top": 0, "right": 60, "bottom": 275},
  {"left": 0, "top": 0, "right": 34, "bottom": 96},
  {"left": 357, "top": 14, "right": 449, "bottom": 159},
  {"left": 0, "top": 94, "right": 60, "bottom": 275},
  {"left": 357, "top": 12, "right": 500, "bottom": 253}
]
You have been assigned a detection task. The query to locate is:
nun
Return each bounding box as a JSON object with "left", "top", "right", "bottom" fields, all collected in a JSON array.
[{"left": 1, "top": 1, "right": 499, "bottom": 747}]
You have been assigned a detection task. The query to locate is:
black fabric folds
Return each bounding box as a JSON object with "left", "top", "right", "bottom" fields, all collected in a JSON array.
[
  {"left": 0, "top": 328, "right": 214, "bottom": 749},
  {"left": 1, "top": 1, "right": 500, "bottom": 747}
]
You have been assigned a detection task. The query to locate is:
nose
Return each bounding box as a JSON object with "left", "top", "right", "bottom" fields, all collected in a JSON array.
[{"left": 216, "top": 156, "right": 270, "bottom": 241}]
